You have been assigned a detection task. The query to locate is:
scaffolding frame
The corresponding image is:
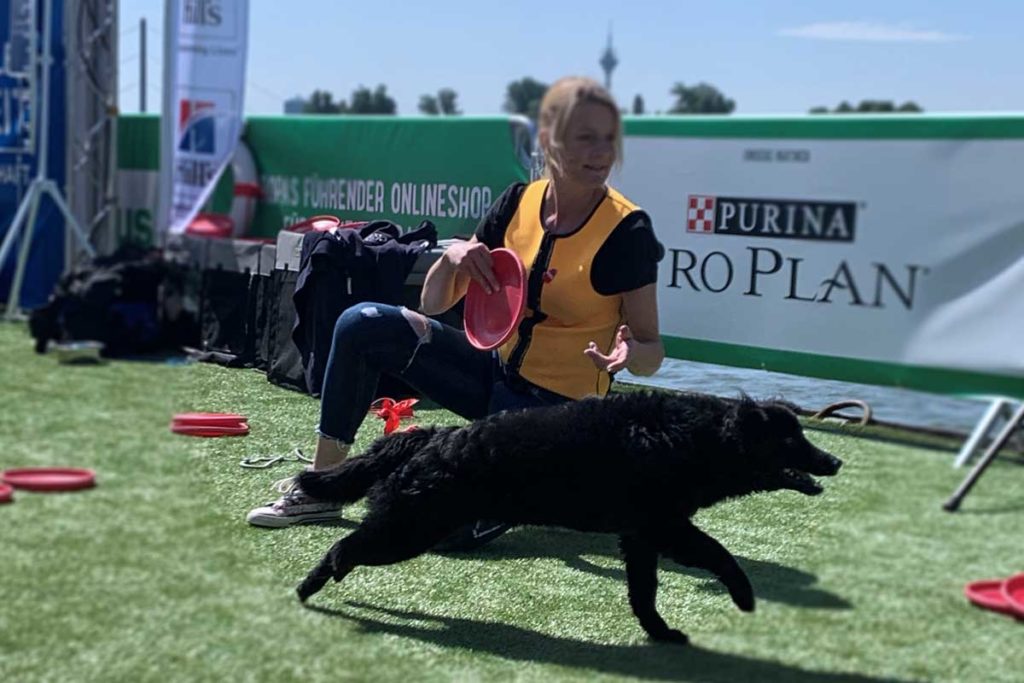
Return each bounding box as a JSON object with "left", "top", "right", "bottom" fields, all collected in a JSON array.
[{"left": 65, "top": 0, "right": 117, "bottom": 261}]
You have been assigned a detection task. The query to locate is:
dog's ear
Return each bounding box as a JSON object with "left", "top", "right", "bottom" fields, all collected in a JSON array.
[{"left": 723, "top": 398, "right": 770, "bottom": 443}]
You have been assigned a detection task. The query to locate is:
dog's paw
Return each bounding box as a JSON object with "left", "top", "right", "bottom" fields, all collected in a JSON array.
[
  {"left": 725, "top": 573, "right": 755, "bottom": 612},
  {"left": 730, "top": 586, "right": 755, "bottom": 612},
  {"left": 650, "top": 628, "right": 689, "bottom": 646},
  {"left": 296, "top": 572, "right": 329, "bottom": 603}
]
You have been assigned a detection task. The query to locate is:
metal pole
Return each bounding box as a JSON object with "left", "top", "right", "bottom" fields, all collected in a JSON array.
[
  {"left": 943, "top": 402, "right": 1024, "bottom": 511},
  {"left": 36, "top": 0, "right": 53, "bottom": 178},
  {"left": 140, "top": 18, "right": 146, "bottom": 113},
  {"left": 953, "top": 398, "right": 1011, "bottom": 468},
  {"left": 7, "top": 190, "right": 43, "bottom": 311},
  {"left": 4, "top": 0, "right": 55, "bottom": 313},
  {"left": 156, "top": 0, "right": 176, "bottom": 245}
]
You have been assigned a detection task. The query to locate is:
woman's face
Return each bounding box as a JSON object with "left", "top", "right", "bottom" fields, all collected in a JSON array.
[{"left": 548, "top": 101, "right": 618, "bottom": 189}]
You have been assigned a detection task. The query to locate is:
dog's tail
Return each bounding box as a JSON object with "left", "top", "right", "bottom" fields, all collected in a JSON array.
[{"left": 297, "top": 427, "right": 444, "bottom": 503}]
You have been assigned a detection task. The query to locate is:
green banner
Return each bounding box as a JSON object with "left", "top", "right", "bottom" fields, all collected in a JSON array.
[
  {"left": 623, "top": 113, "right": 1024, "bottom": 139},
  {"left": 116, "top": 114, "right": 531, "bottom": 242}
]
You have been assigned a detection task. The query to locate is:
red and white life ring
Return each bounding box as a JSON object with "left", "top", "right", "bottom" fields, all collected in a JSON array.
[
  {"left": 228, "top": 140, "right": 260, "bottom": 237},
  {"left": 185, "top": 141, "right": 261, "bottom": 239}
]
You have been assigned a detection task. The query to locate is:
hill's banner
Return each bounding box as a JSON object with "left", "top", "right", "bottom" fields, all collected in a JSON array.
[
  {"left": 617, "top": 115, "right": 1024, "bottom": 398},
  {"left": 117, "top": 115, "right": 531, "bottom": 243},
  {"left": 158, "top": 0, "right": 248, "bottom": 235}
]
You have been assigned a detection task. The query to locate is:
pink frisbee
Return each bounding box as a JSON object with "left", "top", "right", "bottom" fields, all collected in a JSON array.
[
  {"left": 170, "top": 423, "right": 250, "bottom": 437},
  {"left": 965, "top": 579, "right": 1020, "bottom": 618},
  {"left": 1000, "top": 574, "right": 1024, "bottom": 618},
  {"left": 2, "top": 467, "right": 97, "bottom": 492},
  {"left": 464, "top": 248, "right": 527, "bottom": 351},
  {"left": 172, "top": 412, "right": 247, "bottom": 427}
]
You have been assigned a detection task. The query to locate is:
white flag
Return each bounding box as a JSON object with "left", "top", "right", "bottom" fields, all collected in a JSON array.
[{"left": 158, "top": 0, "right": 249, "bottom": 235}]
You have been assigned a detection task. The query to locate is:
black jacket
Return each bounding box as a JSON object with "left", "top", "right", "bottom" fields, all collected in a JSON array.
[{"left": 291, "top": 220, "right": 437, "bottom": 396}]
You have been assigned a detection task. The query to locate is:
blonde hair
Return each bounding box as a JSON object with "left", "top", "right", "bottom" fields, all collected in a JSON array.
[{"left": 538, "top": 76, "right": 623, "bottom": 178}]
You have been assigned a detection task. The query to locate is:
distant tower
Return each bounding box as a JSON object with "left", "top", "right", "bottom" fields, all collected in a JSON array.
[{"left": 599, "top": 25, "right": 618, "bottom": 91}]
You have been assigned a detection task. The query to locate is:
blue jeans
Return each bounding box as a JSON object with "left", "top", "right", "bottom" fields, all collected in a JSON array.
[{"left": 317, "top": 302, "right": 570, "bottom": 443}]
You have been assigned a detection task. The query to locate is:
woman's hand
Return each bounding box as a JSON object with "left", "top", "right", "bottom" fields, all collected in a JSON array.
[
  {"left": 444, "top": 240, "right": 500, "bottom": 294},
  {"left": 584, "top": 324, "right": 634, "bottom": 374}
]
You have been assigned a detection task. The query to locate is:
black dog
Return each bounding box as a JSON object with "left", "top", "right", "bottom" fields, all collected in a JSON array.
[{"left": 296, "top": 391, "right": 842, "bottom": 644}]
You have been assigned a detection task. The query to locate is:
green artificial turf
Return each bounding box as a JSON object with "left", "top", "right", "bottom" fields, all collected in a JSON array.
[{"left": 1, "top": 321, "right": 1022, "bottom": 682}]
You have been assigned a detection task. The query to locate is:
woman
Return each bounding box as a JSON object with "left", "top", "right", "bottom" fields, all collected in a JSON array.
[{"left": 247, "top": 76, "right": 665, "bottom": 536}]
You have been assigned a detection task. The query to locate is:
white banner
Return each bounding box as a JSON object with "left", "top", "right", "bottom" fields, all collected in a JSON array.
[
  {"left": 158, "top": 0, "right": 249, "bottom": 235},
  {"left": 615, "top": 126, "right": 1024, "bottom": 391}
]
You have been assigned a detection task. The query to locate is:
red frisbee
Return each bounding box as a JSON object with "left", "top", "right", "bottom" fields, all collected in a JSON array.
[
  {"left": 0, "top": 482, "right": 12, "bottom": 503},
  {"left": 464, "top": 248, "right": 527, "bottom": 351},
  {"left": 1000, "top": 574, "right": 1024, "bottom": 618},
  {"left": 172, "top": 412, "right": 248, "bottom": 427},
  {"left": 287, "top": 215, "right": 341, "bottom": 233},
  {"left": 2, "top": 467, "right": 96, "bottom": 492},
  {"left": 186, "top": 213, "right": 234, "bottom": 239},
  {"left": 965, "top": 579, "right": 1020, "bottom": 618},
  {"left": 170, "top": 423, "right": 250, "bottom": 437}
]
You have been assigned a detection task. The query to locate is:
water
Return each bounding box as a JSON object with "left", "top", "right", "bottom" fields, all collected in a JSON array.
[{"left": 621, "top": 358, "right": 993, "bottom": 435}]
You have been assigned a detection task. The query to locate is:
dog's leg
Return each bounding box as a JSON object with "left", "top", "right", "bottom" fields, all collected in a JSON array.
[
  {"left": 619, "top": 535, "right": 689, "bottom": 645},
  {"left": 297, "top": 507, "right": 462, "bottom": 603},
  {"left": 661, "top": 523, "right": 755, "bottom": 613},
  {"left": 297, "top": 540, "right": 351, "bottom": 602}
]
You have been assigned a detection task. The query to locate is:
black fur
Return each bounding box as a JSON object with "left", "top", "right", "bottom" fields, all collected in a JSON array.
[{"left": 296, "top": 391, "right": 842, "bottom": 644}]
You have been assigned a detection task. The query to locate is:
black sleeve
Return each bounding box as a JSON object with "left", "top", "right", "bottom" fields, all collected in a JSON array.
[
  {"left": 473, "top": 182, "right": 527, "bottom": 249},
  {"left": 591, "top": 210, "right": 664, "bottom": 296}
]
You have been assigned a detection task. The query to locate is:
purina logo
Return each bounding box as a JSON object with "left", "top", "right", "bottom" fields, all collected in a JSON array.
[
  {"left": 687, "top": 195, "right": 858, "bottom": 243},
  {"left": 178, "top": 99, "right": 215, "bottom": 154},
  {"left": 184, "top": 0, "right": 222, "bottom": 26}
]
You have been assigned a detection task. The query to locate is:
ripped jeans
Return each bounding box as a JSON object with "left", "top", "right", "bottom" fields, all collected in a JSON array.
[{"left": 317, "top": 302, "right": 570, "bottom": 444}]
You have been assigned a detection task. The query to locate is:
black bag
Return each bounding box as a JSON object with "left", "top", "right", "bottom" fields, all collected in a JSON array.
[
  {"left": 197, "top": 268, "right": 257, "bottom": 366},
  {"left": 265, "top": 267, "right": 307, "bottom": 392},
  {"left": 28, "top": 246, "right": 170, "bottom": 356}
]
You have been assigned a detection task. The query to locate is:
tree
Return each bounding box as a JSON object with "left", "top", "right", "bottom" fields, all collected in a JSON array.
[
  {"left": 304, "top": 89, "right": 341, "bottom": 114},
  {"left": 349, "top": 84, "right": 397, "bottom": 114},
  {"left": 503, "top": 77, "right": 548, "bottom": 120},
  {"left": 857, "top": 100, "right": 895, "bottom": 113},
  {"left": 632, "top": 94, "right": 645, "bottom": 115},
  {"left": 437, "top": 88, "right": 460, "bottom": 115},
  {"left": 669, "top": 82, "right": 735, "bottom": 114},
  {"left": 809, "top": 99, "right": 924, "bottom": 114},
  {"left": 419, "top": 88, "right": 461, "bottom": 116},
  {"left": 418, "top": 94, "right": 439, "bottom": 115}
]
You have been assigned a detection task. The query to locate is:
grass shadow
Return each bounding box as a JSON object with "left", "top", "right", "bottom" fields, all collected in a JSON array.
[
  {"left": 953, "top": 502, "right": 1024, "bottom": 515},
  {"left": 437, "top": 527, "right": 851, "bottom": 610},
  {"left": 304, "top": 602, "right": 909, "bottom": 683}
]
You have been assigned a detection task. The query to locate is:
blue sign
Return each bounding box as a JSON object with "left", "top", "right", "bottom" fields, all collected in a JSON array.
[{"left": 0, "top": 0, "right": 66, "bottom": 310}]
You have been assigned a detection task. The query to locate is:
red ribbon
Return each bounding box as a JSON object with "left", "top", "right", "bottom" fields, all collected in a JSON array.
[{"left": 369, "top": 398, "right": 419, "bottom": 435}]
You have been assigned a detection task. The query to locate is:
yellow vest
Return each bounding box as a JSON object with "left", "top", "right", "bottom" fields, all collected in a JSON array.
[{"left": 499, "top": 180, "right": 641, "bottom": 399}]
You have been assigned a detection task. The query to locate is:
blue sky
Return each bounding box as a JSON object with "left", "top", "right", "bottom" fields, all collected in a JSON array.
[{"left": 117, "top": 0, "right": 1024, "bottom": 116}]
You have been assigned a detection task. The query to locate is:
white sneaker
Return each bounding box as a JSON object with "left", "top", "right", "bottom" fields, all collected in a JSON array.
[{"left": 246, "top": 473, "right": 342, "bottom": 528}]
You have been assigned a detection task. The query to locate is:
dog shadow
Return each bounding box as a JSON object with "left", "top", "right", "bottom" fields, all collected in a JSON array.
[
  {"left": 304, "top": 602, "right": 907, "bottom": 683},
  {"left": 438, "top": 527, "right": 851, "bottom": 610}
]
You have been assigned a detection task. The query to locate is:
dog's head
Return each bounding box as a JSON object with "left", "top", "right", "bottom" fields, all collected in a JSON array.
[{"left": 725, "top": 398, "right": 843, "bottom": 496}]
